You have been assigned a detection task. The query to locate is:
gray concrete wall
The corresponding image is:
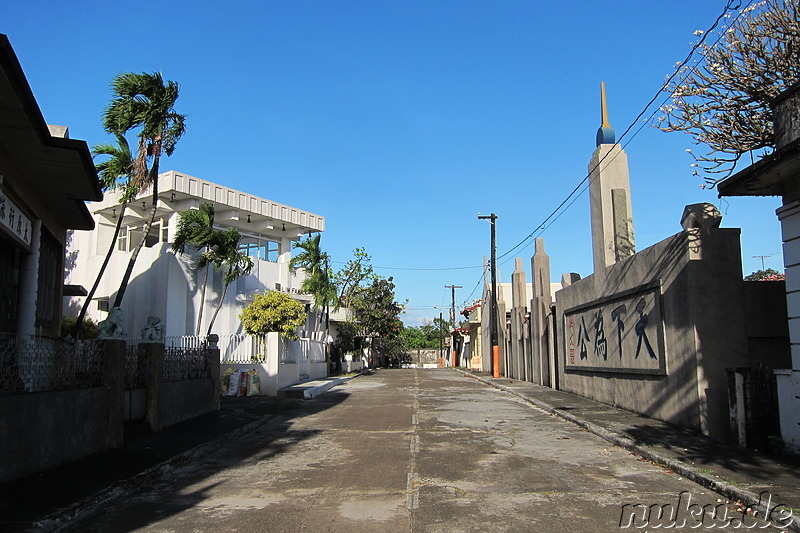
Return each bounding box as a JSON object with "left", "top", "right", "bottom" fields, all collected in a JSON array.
[
  {"left": 743, "top": 281, "right": 791, "bottom": 370},
  {"left": 0, "top": 387, "right": 112, "bottom": 483},
  {"left": 556, "top": 228, "right": 750, "bottom": 441},
  {"left": 163, "top": 379, "right": 217, "bottom": 428}
]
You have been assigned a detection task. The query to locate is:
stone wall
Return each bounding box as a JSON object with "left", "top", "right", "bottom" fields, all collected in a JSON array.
[
  {"left": 556, "top": 228, "right": 750, "bottom": 440},
  {"left": 0, "top": 387, "right": 112, "bottom": 483}
]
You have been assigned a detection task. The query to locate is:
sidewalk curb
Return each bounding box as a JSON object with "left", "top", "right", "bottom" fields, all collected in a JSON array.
[{"left": 455, "top": 369, "right": 800, "bottom": 533}]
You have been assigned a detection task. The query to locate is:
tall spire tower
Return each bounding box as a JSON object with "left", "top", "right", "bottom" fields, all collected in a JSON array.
[{"left": 589, "top": 82, "right": 635, "bottom": 273}]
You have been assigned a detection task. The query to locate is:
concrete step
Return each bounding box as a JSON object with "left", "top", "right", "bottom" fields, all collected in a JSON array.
[{"left": 277, "top": 375, "right": 353, "bottom": 399}]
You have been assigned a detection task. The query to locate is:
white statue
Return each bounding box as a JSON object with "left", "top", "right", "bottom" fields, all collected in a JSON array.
[{"left": 98, "top": 307, "right": 125, "bottom": 339}]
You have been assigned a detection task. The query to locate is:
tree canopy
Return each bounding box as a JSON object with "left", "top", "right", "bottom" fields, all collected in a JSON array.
[
  {"left": 290, "top": 234, "right": 337, "bottom": 310},
  {"left": 105, "top": 71, "right": 186, "bottom": 307},
  {"left": 744, "top": 268, "right": 786, "bottom": 281},
  {"left": 401, "top": 318, "right": 451, "bottom": 350},
  {"left": 656, "top": 0, "right": 800, "bottom": 187},
  {"left": 240, "top": 291, "right": 307, "bottom": 340}
]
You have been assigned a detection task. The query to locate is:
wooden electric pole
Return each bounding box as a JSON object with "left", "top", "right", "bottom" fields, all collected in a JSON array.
[{"left": 478, "top": 213, "right": 500, "bottom": 378}]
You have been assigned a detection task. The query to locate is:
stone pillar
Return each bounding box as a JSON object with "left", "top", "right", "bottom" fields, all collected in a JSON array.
[
  {"left": 142, "top": 342, "right": 165, "bottom": 433},
  {"left": 495, "top": 269, "right": 507, "bottom": 377},
  {"left": 279, "top": 236, "right": 292, "bottom": 292},
  {"left": 588, "top": 84, "right": 635, "bottom": 273},
  {"left": 776, "top": 200, "right": 800, "bottom": 453},
  {"left": 510, "top": 258, "right": 528, "bottom": 380},
  {"left": 531, "top": 238, "right": 554, "bottom": 387},
  {"left": 589, "top": 144, "right": 635, "bottom": 273},
  {"left": 207, "top": 334, "right": 221, "bottom": 411},
  {"left": 16, "top": 219, "right": 41, "bottom": 336},
  {"left": 103, "top": 339, "right": 126, "bottom": 448}
]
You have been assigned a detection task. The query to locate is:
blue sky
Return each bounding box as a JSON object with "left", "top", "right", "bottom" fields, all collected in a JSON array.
[{"left": 4, "top": 1, "right": 784, "bottom": 325}]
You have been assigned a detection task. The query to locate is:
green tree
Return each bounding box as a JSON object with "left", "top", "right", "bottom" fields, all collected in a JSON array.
[
  {"left": 289, "top": 234, "right": 337, "bottom": 310},
  {"left": 205, "top": 231, "right": 254, "bottom": 336},
  {"left": 400, "top": 319, "right": 449, "bottom": 350},
  {"left": 349, "top": 276, "right": 404, "bottom": 338},
  {"left": 73, "top": 133, "right": 136, "bottom": 336},
  {"left": 240, "top": 291, "right": 307, "bottom": 340},
  {"left": 172, "top": 203, "right": 221, "bottom": 335},
  {"left": 289, "top": 234, "right": 337, "bottom": 341},
  {"left": 105, "top": 72, "right": 187, "bottom": 307},
  {"left": 656, "top": 0, "right": 800, "bottom": 187},
  {"left": 333, "top": 247, "right": 375, "bottom": 309}
]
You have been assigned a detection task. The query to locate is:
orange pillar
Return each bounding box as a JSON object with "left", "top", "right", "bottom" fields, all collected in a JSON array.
[
  {"left": 451, "top": 349, "right": 457, "bottom": 368},
  {"left": 492, "top": 345, "right": 500, "bottom": 378}
]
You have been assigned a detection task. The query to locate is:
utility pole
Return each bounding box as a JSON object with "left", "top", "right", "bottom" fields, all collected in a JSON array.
[
  {"left": 445, "top": 284, "right": 462, "bottom": 368},
  {"left": 478, "top": 213, "right": 500, "bottom": 378},
  {"left": 753, "top": 253, "right": 776, "bottom": 271},
  {"left": 438, "top": 310, "right": 444, "bottom": 368},
  {"left": 444, "top": 285, "right": 462, "bottom": 327}
]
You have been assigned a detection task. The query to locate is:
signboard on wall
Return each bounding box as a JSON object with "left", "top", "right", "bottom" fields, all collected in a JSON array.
[
  {"left": 564, "top": 281, "right": 667, "bottom": 375},
  {"left": 0, "top": 188, "right": 32, "bottom": 251}
]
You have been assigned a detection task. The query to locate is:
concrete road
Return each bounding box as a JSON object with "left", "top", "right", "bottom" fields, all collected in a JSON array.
[{"left": 68, "top": 370, "right": 785, "bottom": 532}]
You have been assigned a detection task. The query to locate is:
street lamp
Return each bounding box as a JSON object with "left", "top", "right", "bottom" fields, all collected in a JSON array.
[{"left": 478, "top": 213, "right": 500, "bottom": 378}]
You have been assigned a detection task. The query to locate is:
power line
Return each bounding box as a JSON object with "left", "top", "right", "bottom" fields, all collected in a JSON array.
[
  {"left": 332, "top": 2, "right": 748, "bottom": 282},
  {"left": 493, "top": 0, "right": 744, "bottom": 264}
]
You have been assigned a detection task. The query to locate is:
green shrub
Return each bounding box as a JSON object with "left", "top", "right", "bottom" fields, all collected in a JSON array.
[{"left": 240, "top": 291, "right": 307, "bottom": 340}]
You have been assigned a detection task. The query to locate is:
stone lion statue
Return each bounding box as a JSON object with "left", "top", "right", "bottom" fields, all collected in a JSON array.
[
  {"left": 141, "top": 316, "right": 165, "bottom": 342},
  {"left": 98, "top": 307, "right": 125, "bottom": 339}
]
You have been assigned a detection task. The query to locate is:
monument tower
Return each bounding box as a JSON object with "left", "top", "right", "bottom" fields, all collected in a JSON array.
[{"left": 589, "top": 82, "right": 636, "bottom": 273}]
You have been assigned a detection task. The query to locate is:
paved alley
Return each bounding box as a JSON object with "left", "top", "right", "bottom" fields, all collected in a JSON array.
[{"left": 65, "top": 369, "right": 790, "bottom": 532}]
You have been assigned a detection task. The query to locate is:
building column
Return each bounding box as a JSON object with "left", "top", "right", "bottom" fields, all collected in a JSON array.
[
  {"left": 775, "top": 200, "right": 800, "bottom": 453},
  {"left": 279, "top": 236, "right": 292, "bottom": 291},
  {"left": 16, "top": 219, "right": 41, "bottom": 336}
]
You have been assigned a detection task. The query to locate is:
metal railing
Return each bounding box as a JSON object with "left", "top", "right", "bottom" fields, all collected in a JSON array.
[
  {"left": 165, "top": 346, "right": 211, "bottom": 382},
  {"left": 125, "top": 344, "right": 148, "bottom": 389},
  {"left": 0, "top": 334, "right": 105, "bottom": 394},
  {"left": 218, "top": 334, "right": 267, "bottom": 364}
]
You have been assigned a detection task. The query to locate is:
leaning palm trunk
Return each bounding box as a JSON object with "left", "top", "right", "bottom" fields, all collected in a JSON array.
[
  {"left": 73, "top": 202, "right": 128, "bottom": 337},
  {"left": 196, "top": 263, "right": 209, "bottom": 336},
  {"left": 206, "top": 268, "right": 231, "bottom": 337},
  {"left": 113, "top": 159, "right": 160, "bottom": 308}
]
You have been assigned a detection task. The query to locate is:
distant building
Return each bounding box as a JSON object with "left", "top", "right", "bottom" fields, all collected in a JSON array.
[
  {"left": 0, "top": 33, "right": 102, "bottom": 338},
  {"left": 65, "top": 170, "right": 325, "bottom": 341}
]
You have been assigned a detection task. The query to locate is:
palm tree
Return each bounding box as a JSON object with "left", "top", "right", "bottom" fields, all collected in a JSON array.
[
  {"left": 105, "top": 72, "right": 186, "bottom": 308},
  {"left": 205, "top": 230, "right": 254, "bottom": 337},
  {"left": 73, "top": 134, "right": 136, "bottom": 337},
  {"left": 172, "top": 203, "right": 220, "bottom": 336},
  {"left": 289, "top": 234, "right": 337, "bottom": 338}
]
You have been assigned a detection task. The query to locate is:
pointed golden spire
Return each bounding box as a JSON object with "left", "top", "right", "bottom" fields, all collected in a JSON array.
[{"left": 596, "top": 81, "right": 616, "bottom": 146}]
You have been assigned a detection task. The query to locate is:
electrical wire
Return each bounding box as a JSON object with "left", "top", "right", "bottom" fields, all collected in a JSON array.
[
  {"left": 330, "top": 1, "right": 751, "bottom": 300},
  {"left": 493, "top": 0, "right": 745, "bottom": 264}
]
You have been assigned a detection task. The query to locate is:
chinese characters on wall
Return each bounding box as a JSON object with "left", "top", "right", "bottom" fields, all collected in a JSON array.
[
  {"left": 0, "top": 189, "right": 32, "bottom": 249},
  {"left": 565, "top": 286, "right": 664, "bottom": 374}
]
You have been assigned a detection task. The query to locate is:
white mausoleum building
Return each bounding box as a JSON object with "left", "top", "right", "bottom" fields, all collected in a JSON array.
[{"left": 65, "top": 170, "right": 325, "bottom": 341}]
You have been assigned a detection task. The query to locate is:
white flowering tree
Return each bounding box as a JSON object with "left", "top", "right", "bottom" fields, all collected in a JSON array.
[{"left": 656, "top": 0, "right": 800, "bottom": 188}]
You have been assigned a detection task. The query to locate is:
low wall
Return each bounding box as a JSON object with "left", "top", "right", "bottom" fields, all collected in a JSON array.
[
  {"left": 556, "top": 228, "right": 750, "bottom": 441},
  {"left": 0, "top": 387, "right": 111, "bottom": 483},
  {"left": 163, "top": 378, "right": 217, "bottom": 427}
]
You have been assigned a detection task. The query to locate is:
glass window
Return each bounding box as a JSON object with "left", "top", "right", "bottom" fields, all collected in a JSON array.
[{"left": 238, "top": 238, "right": 280, "bottom": 262}]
